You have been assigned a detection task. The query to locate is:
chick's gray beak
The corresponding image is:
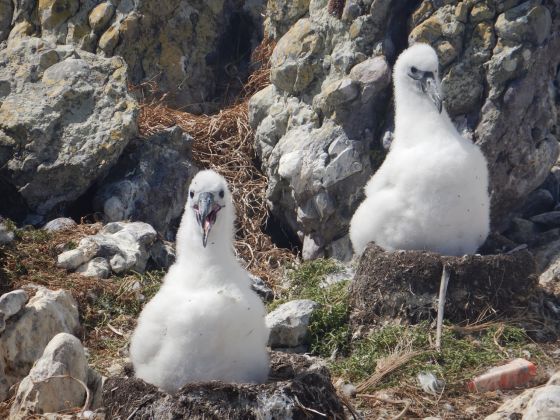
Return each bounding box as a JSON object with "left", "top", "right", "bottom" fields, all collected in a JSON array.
[
  {"left": 196, "top": 192, "right": 215, "bottom": 248},
  {"left": 421, "top": 74, "right": 443, "bottom": 113}
]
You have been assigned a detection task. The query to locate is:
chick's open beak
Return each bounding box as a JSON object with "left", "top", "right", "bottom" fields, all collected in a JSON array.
[
  {"left": 195, "top": 192, "right": 222, "bottom": 247},
  {"left": 421, "top": 74, "right": 443, "bottom": 114}
]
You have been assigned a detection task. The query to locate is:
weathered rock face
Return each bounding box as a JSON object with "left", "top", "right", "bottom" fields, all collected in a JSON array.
[
  {"left": 94, "top": 126, "right": 197, "bottom": 240},
  {"left": 57, "top": 221, "right": 158, "bottom": 276},
  {"left": 102, "top": 352, "right": 344, "bottom": 419},
  {"left": 7, "top": 0, "right": 265, "bottom": 111},
  {"left": 0, "top": 36, "right": 138, "bottom": 220},
  {"left": 250, "top": 0, "right": 560, "bottom": 258},
  {"left": 249, "top": 1, "right": 396, "bottom": 258},
  {"left": 264, "top": 0, "right": 311, "bottom": 39},
  {"left": 0, "top": 287, "right": 80, "bottom": 402},
  {"left": 10, "top": 333, "right": 103, "bottom": 418},
  {"left": 349, "top": 244, "right": 541, "bottom": 326}
]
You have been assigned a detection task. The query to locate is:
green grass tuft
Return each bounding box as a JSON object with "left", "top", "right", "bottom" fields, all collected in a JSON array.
[{"left": 269, "top": 259, "right": 352, "bottom": 358}]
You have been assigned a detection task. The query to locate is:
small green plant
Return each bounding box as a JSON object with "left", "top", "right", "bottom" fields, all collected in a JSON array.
[
  {"left": 308, "top": 280, "right": 351, "bottom": 357},
  {"left": 269, "top": 259, "right": 352, "bottom": 358}
]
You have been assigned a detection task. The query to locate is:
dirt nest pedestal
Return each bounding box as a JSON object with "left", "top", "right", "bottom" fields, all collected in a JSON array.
[
  {"left": 102, "top": 352, "right": 344, "bottom": 419},
  {"left": 350, "top": 244, "right": 540, "bottom": 326}
]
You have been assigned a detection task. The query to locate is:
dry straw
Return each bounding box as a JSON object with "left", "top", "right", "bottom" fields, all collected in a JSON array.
[{"left": 136, "top": 39, "right": 294, "bottom": 285}]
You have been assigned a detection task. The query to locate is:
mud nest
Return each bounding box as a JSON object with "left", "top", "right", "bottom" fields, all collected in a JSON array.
[
  {"left": 102, "top": 352, "right": 344, "bottom": 419},
  {"left": 349, "top": 243, "right": 559, "bottom": 331},
  {"left": 135, "top": 38, "right": 294, "bottom": 286}
]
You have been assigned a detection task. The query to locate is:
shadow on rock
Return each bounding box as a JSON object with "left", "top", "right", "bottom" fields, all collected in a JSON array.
[{"left": 102, "top": 352, "right": 344, "bottom": 419}]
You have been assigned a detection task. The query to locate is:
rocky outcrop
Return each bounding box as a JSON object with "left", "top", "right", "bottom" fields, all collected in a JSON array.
[
  {"left": 103, "top": 351, "right": 344, "bottom": 419},
  {"left": 0, "top": 36, "right": 138, "bottom": 221},
  {"left": 94, "top": 126, "right": 197, "bottom": 240},
  {"left": 57, "top": 221, "right": 158, "bottom": 277},
  {"left": 6, "top": 0, "right": 265, "bottom": 111},
  {"left": 248, "top": 1, "right": 424, "bottom": 259},
  {"left": 0, "top": 287, "right": 80, "bottom": 402},
  {"left": 10, "top": 333, "right": 103, "bottom": 418},
  {"left": 264, "top": 0, "right": 311, "bottom": 39},
  {"left": 250, "top": 0, "right": 560, "bottom": 259}
]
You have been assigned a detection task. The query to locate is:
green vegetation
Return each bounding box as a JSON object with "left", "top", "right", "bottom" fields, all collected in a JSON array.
[
  {"left": 331, "top": 322, "right": 543, "bottom": 389},
  {"left": 82, "top": 269, "right": 165, "bottom": 373},
  {"left": 271, "top": 259, "right": 546, "bottom": 391},
  {"left": 270, "top": 259, "right": 353, "bottom": 358},
  {"left": 83, "top": 269, "right": 165, "bottom": 331}
]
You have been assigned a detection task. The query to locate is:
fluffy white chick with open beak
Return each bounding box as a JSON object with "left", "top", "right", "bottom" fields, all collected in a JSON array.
[{"left": 130, "top": 170, "right": 269, "bottom": 392}]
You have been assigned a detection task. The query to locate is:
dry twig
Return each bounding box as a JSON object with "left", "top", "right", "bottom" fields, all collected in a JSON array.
[
  {"left": 356, "top": 394, "right": 411, "bottom": 420},
  {"left": 293, "top": 395, "right": 327, "bottom": 418}
]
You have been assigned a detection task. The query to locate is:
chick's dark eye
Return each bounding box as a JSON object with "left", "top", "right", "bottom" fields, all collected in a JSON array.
[
  {"left": 189, "top": 191, "right": 194, "bottom": 199},
  {"left": 219, "top": 190, "right": 224, "bottom": 198},
  {"left": 411, "top": 66, "right": 418, "bottom": 74}
]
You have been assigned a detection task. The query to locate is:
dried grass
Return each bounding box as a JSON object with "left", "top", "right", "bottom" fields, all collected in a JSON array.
[
  {"left": 135, "top": 38, "right": 293, "bottom": 286},
  {"left": 2, "top": 223, "right": 103, "bottom": 295},
  {"left": 356, "top": 341, "right": 425, "bottom": 393}
]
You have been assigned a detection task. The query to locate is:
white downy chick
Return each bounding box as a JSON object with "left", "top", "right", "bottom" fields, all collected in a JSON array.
[
  {"left": 130, "top": 170, "right": 269, "bottom": 392},
  {"left": 350, "top": 43, "right": 490, "bottom": 256}
]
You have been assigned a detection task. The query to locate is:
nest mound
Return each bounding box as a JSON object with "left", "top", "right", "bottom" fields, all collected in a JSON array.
[
  {"left": 349, "top": 243, "right": 552, "bottom": 328},
  {"left": 102, "top": 352, "right": 344, "bottom": 419}
]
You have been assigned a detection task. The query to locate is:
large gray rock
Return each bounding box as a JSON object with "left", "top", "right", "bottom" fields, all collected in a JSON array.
[
  {"left": 251, "top": 0, "right": 560, "bottom": 258},
  {"left": 5, "top": 0, "right": 265, "bottom": 111},
  {"left": 266, "top": 299, "right": 318, "bottom": 348},
  {"left": 0, "top": 36, "right": 138, "bottom": 218},
  {"left": 57, "top": 221, "right": 158, "bottom": 276},
  {"left": 0, "top": 287, "right": 80, "bottom": 402},
  {"left": 94, "top": 126, "right": 197, "bottom": 239},
  {"left": 10, "top": 333, "right": 102, "bottom": 418}
]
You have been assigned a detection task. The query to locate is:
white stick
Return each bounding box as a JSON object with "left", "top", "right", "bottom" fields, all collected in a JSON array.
[{"left": 435, "top": 265, "right": 450, "bottom": 352}]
